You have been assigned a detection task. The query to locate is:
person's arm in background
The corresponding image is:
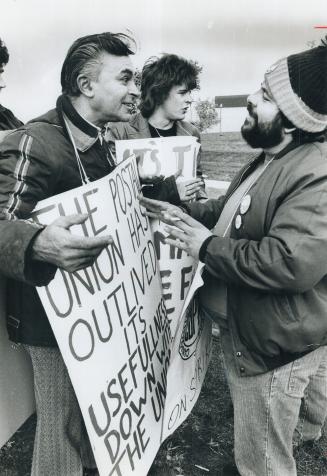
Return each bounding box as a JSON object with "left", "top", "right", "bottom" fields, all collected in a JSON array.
[{"left": 140, "top": 172, "right": 204, "bottom": 205}]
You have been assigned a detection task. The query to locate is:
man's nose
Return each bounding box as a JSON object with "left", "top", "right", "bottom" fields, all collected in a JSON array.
[
  {"left": 247, "top": 90, "right": 260, "bottom": 108},
  {"left": 129, "top": 80, "right": 140, "bottom": 98},
  {"left": 0, "top": 78, "right": 6, "bottom": 89}
]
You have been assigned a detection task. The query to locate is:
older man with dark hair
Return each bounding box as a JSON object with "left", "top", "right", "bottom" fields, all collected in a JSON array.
[
  {"left": 0, "top": 38, "right": 23, "bottom": 139},
  {"left": 141, "top": 38, "right": 327, "bottom": 475},
  {"left": 109, "top": 53, "right": 207, "bottom": 203},
  {"left": 0, "top": 32, "right": 139, "bottom": 475}
]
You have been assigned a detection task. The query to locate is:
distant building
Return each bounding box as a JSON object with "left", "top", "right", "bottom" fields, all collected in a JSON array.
[
  {"left": 215, "top": 95, "right": 248, "bottom": 108},
  {"left": 214, "top": 94, "right": 248, "bottom": 132}
]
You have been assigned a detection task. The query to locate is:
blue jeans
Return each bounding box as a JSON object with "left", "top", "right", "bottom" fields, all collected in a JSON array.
[{"left": 219, "top": 329, "right": 327, "bottom": 476}]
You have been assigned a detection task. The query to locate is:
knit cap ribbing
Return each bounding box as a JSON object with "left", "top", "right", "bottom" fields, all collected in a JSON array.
[{"left": 264, "top": 44, "right": 327, "bottom": 133}]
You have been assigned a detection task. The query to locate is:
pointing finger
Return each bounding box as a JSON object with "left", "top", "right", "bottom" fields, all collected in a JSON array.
[
  {"left": 67, "top": 234, "right": 113, "bottom": 250},
  {"left": 53, "top": 213, "right": 89, "bottom": 229},
  {"left": 164, "top": 237, "right": 186, "bottom": 250}
]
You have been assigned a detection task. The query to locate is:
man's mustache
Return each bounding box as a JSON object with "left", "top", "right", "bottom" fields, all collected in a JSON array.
[{"left": 247, "top": 104, "right": 258, "bottom": 120}]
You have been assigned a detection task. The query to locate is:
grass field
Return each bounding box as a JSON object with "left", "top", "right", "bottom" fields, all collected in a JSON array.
[
  {"left": 200, "top": 131, "right": 257, "bottom": 182},
  {"left": 1, "top": 132, "right": 327, "bottom": 475}
]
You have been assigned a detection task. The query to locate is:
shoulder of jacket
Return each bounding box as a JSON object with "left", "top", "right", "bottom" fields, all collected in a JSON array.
[
  {"left": 109, "top": 121, "right": 132, "bottom": 140},
  {"left": 276, "top": 142, "right": 327, "bottom": 191},
  {"left": 109, "top": 112, "right": 143, "bottom": 139},
  {"left": 179, "top": 120, "right": 200, "bottom": 138},
  {"left": 27, "top": 107, "right": 60, "bottom": 126},
  {"left": 286, "top": 141, "right": 327, "bottom": 167},
  {"left": 23, "top": 108, "right": 63, "bottom": 139},
  {"left": 25, "top": 121, "right": 62, "bottom": 134},
  {"left": 0, "top": 121, "right": 64, "bottom": 156},
  {"left": 309, "top": 140, "right": 327, "bottom": 160}
]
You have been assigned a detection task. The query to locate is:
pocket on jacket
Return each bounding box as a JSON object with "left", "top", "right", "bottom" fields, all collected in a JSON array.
[
  {"left": 231, "top": 289, "right": 300, "bottom": 355},
  {"left": 7, "top": 314, "right": 20, "bottom": 329},
  {"left": 276, "top": 294, "right": 299, "bottom": 325},
  {"left": 7, "top": 314, "right": 21, "bottom": 342},
  {"left": 6, "top": 279, "right": 23, "bottom": 342}
]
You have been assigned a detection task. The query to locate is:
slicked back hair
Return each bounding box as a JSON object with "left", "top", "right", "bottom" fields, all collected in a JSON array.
[
  {"left": 140, "top": 54, "right": 199, "bottom": 118},
  {"left": 61, "top": 32, "right": 135, "bottom": 96},
  {"left": 0, "top": 38, "right": 9, "bottom": 66}
]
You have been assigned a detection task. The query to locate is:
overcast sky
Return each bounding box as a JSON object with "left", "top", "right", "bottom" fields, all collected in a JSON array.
[{"left": 0, "top": 0, "right": 326, "bottom": 122}]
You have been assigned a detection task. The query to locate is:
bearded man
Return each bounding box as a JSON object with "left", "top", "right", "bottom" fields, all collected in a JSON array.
[{"left": 140, "top": 38, "right": 327, "bottom": 475}]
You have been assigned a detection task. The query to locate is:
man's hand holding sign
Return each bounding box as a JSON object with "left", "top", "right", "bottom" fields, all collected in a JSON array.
[{"left": 32, "top": 214, "right": 113, "bottom": 273}]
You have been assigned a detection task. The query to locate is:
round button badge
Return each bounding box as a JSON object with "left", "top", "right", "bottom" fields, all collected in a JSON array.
[
  {"left": 240, "top": 194, "right": 251, "bottom": 215},
  {"left": 235, "top": 215, "right": 242, "bottom": 229}
]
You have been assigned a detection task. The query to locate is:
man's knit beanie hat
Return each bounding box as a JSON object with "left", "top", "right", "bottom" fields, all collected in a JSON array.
[{"left": 265, "top": 37, "right": 327, "bottom": 133}]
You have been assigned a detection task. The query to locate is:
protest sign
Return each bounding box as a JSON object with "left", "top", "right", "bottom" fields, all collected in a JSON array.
[
  {"left": 115, "top": 138, "right": 212, "bottom": 439},
  {"left": 115, "top": 136, "right": 201, "bottom": 333},
  {"left": 162, "top": 263, "right": 212, "bottom": 437},
  {"left": 115, "top": 136, "right": 200, "bottom": 183},
  {"left": 33, "top": 145, "right": 211, "bottom": 475},
  {"left": 33, "top": 157, "right": 171, "bottom": 476}
]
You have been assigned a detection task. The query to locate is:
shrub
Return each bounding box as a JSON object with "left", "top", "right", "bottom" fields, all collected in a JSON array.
[{"left": 194, "top": 99, "right": 219, "bottom": 132}]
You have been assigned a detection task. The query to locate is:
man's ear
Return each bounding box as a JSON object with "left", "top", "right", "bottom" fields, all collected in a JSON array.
[{"left": 76, "top": 74, "right": 94, "bottom": 98}]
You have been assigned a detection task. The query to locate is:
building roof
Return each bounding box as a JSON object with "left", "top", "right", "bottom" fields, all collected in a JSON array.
[{"left": 215, "top": 95, "right": 248, "bottom": 108}]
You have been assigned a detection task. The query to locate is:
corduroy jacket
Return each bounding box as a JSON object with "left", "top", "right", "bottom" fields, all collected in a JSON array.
[{"left": 188, "top": 138, "right": 327, "bottom": 376}]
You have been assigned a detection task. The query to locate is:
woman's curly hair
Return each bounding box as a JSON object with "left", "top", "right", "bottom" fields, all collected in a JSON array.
[{"left": 140, "top": 54, "right": 200, "bottom": 118}]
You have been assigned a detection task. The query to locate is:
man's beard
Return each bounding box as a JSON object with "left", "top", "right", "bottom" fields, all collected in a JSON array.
[{"left": 241, "top": 105, "right": 284, "bottom": 149}]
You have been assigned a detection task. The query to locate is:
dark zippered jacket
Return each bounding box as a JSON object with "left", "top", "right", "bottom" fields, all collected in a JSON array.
[
  {"left": 0, "top": 95, "right": 115, "bottom": 346},
  {"left": 188, "top": 138, "right": 327, "bottom": 376}
]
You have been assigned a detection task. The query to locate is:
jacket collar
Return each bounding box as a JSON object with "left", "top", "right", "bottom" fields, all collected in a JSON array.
[
  {"left": 128, "top": 112, "right": 192, "bottom": 138},
  {"left": 225, "top": 137, "right": 322, "bottom": 202},
  {"left": 57, "top": 95, "right": 102, "bottom": 152},
  {"left": 128, "top": 113, "right": 151, "bottom": 138},
  {"left": 248, "top": 136, "right": 318, "bottom": 171},
  {"left": 265, "top": 133, "right": 325, "bottom": 162}
]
